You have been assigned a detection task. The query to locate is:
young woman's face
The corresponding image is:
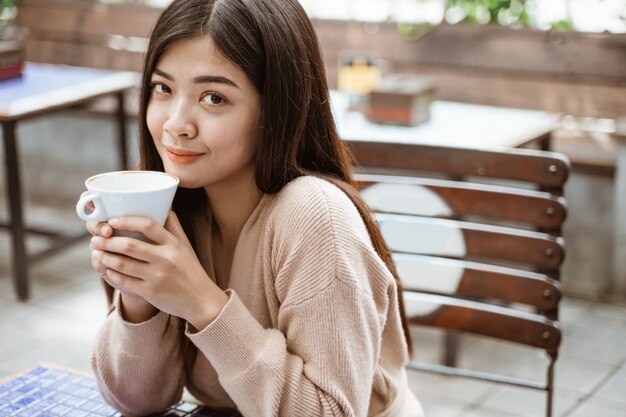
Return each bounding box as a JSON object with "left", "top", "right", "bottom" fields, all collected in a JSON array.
[{"left": 147, "top": 36, "right": 261, "bottom": 190}]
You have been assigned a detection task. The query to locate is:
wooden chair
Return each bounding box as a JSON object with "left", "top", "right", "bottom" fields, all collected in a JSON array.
[{"left": 347, "top": 140, "right": 569, "bottom": 417}]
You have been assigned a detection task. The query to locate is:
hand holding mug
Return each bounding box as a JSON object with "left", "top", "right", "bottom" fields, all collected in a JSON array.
[{"left": 77, "top": 170, "right": 179, "bottom": 321}]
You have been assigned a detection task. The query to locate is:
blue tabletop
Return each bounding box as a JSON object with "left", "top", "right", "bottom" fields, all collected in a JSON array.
[
  {"left": 0, "top": 64, "right": 117, "bottom": 106},
  {"left": 0, "top": 366, "right": 240, "bottom": 417}
]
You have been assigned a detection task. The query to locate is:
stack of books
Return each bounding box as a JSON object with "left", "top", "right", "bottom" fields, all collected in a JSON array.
[
  {"left": 367, "top": 74, "right": 436, "bottom": 126},
  {"left": 0, "top": 35, "right": 25, "bottom": 81}
]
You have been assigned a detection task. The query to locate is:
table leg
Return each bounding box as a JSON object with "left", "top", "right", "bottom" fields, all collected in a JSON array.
[
  {"left": 2, "top": 121, "right": 29, "bottom": 300},
  {"left": 115, "top": 92, "right": 128, "bottom": 170},
  {"left": 612, "top": 138, "right": 626, "bottom": 298},
  {"left": 539, "top": 133, "right": 551, "bottom": 151}
]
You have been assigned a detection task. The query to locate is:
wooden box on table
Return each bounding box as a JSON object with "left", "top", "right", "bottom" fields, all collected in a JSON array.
[{"left": 367, "top": 74, "right": 436, "bottom": 126}]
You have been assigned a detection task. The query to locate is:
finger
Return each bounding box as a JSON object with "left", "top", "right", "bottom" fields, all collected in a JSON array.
[
  {"left": 90, "top": 252, "right": 108, "bottom": 275},
  {"left": 107, "top": 217, "right": 167, "bottom": 244},
  {"left": 164, "top": 211, "right": 189, "bottom": 243},
  {"left": 92, "top": 249, "right": 149, "bottom": 280},
  {"left": 91, "top": 235, "right": 154, "bottom": 263},
  {"left": 80, "top": 191, "right": 96, "bottom": 211},
  {"left": 86, "top": 221, "right": 113, "bottom": 237},
  {"left": 101, "top": 269, "right": 143, "bottom": 297}
]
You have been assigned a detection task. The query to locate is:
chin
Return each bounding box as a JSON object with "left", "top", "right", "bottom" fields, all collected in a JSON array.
[{"left": 170, "top": 171, "right": 209, "bottom": 189}]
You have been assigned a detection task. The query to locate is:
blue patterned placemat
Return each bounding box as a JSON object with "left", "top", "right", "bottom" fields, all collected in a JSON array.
[{"left": 0, "top": 366, "right": 239, "bottom": 417}]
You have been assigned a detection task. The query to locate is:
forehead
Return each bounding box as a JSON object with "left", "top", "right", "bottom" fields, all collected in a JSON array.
[{"left": 155, "top": 36, "right": 243, "bottom": 80}]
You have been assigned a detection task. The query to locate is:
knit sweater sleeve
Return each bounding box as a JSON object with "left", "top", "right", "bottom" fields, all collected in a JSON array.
[
  {"left": 186, "top": 178, "right": 397, "bottom": 417},
  {"left": 91, "top": 295, "right": 186, "bottom": 417}
]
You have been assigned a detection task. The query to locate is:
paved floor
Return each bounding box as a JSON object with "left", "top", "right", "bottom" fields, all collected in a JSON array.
[{"left": 0, "top": 198, "right": 625, "bottom": 417}]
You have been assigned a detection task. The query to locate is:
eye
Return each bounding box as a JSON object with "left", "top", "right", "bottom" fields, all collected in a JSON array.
[
  {"left": 151, "top": 82, "right": 171, "bottom": 95},
  {"left": 201, "top": 92, "right": 226, "bottom": 106}
]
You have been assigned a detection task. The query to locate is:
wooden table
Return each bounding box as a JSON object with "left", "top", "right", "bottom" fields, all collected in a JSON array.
[
  {"left": 331, "top": 91, "right": 562, "bottom": 151},
  {"left": 0, "top": 63, "right": 139, "bottom": 300}
]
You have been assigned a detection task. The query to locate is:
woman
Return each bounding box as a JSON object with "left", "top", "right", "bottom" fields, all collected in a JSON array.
[{"left": 87, "top": 0, "right": 424, "bottom": 416}]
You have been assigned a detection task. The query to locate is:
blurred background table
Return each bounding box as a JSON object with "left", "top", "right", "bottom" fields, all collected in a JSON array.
[
  {"left": 0, "top": 63, "right": 139, "bottom": 301},
  {"left": 330, "top": 91, "right": 562, "bottom": 151}
]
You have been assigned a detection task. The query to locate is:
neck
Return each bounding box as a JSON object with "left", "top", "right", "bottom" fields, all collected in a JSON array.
[{"left": 204, "top": 169, "right": 263, "bottom": 246}]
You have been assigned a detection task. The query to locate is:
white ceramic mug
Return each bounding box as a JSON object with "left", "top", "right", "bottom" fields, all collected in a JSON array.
[{"left": 76, "top": 170, "right": 179, "bottom": 225}]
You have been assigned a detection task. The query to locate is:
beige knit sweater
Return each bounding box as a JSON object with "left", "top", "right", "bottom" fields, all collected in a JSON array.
[{"left": 92, "top": 176, "right": 423, "bottom": 417}]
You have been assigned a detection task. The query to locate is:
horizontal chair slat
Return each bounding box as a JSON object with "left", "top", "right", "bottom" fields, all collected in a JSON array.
[
  {"left": 347, "top": 141, "right": 570, "bottom": 189},
  {"left": 376, "top": 213, "right": 565, "bottom": 270},
  {"left": 356, "top": 174, "right": 568, "bottom": 230},
  {"left": 404, "top": 292, "right": 561, "bottom": 353},
  {"left": 393, "top": 253, "right": 562, "bottom": 310},
  {"left": 405, "top": 362, "right": 548, "bottom": 391}
]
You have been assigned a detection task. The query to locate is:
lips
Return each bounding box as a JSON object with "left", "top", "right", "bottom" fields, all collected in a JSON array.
[{"left": 164, "top": 146, "right": 204, "bottom": 164}]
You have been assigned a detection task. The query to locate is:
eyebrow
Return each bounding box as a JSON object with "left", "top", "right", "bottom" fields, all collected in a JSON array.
[{"left": 153, "top": 68, "right": 239, "bottom": 88}]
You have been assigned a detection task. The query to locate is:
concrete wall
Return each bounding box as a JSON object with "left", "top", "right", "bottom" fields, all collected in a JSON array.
[{"left": 561, "top": 172, "right": 614, "bottom": 300}]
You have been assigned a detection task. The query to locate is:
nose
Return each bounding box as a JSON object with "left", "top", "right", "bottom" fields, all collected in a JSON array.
[{"left": 163, "top": 100, "right": 197, "bottom": 139}]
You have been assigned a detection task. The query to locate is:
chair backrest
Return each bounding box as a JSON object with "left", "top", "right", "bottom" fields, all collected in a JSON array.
[{"left": 348, "top": 140, "right": 570, "bottom": 416}]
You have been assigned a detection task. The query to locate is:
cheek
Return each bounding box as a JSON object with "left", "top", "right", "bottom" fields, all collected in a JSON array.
[
  {"left": 205, "top": 115, "right": 259, "bottom": 154},
  {"left": 147, "top": 101, "right": 172, "bottom": 144},
  {"left": 227, "top": 122, "right": 260, "bottom": 160},
  {"left": 239, "top": 106, "right": 262, "bottom": 155},
  {"left": 246, "top": 126, "right": 261, "bottom": 158},
  {"left": 146, "top": 104, "right": 160, "bottom": 138}
]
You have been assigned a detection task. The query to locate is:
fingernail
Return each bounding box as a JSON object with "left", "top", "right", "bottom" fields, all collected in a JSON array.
[
  {"left": 100, "top": 225, "right": 111, "bottom": 235},
  {"left": 91, "top": 236, "right": 103, "bottom": 245},
  {"left": 91, "top": 249, "right": 102, "bottom": 259},
  {"left": 108, "top": 218, "right": 118, "bottom": 226}
]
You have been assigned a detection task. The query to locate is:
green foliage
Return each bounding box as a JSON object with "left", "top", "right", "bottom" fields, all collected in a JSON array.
[
  {"left": 445, "top": 0, "right": 530, "bottom": 27},
  {"left": 397, "top": 21, "right": 437, "bottom": 39},
  {"left": 0, "top": 0, "right": 17, "bottom": 32},
  {"left": 550, "top": 19, "right": 575, "bottom": 31},
  {"left": 399, "top": 0, "right": 534, "bottom": 40}
]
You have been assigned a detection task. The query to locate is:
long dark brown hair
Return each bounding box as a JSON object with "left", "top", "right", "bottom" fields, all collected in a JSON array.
[{"left": 109, "top": 0, "right": 411, "bottom": 353}]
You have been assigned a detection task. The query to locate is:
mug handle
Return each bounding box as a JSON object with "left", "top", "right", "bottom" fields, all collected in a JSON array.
[{"left": 76, "top": 193, "right": 107, "bottom": 222}]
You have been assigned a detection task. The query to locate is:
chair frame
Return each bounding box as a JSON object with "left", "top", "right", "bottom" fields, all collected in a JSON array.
[{"left": 349, "top": 141, "right": 569, "bottom": 417}]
